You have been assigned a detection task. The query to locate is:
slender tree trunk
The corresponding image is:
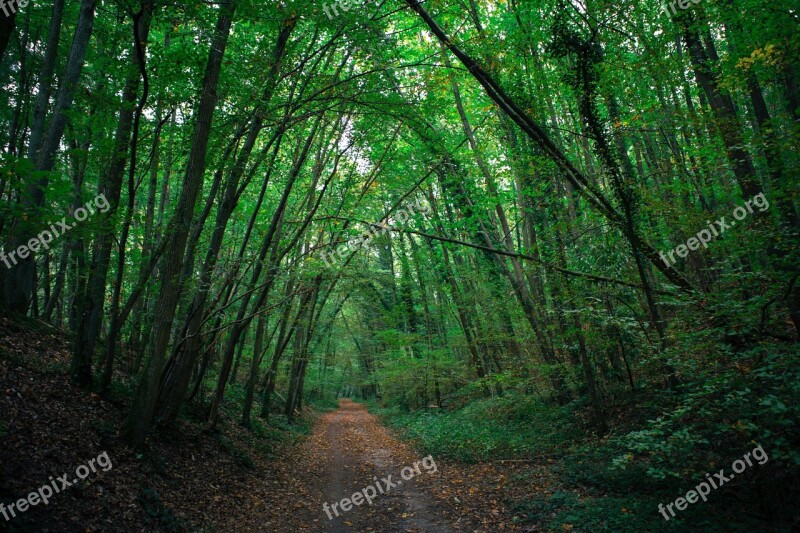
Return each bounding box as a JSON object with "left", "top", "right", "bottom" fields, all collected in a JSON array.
[
  {"left": 123, "top": 2, "right": 236, "bottom": 446},
  {"left": 27, "top": 0, "right": 65, "bottom": 162},
  {"left": 681, "top": 19, "right": 762, "bottom": 199},
  {"left": 5, "top": 0, "right": 97, "bottom": 313},
  {"left": 73, "top": 3, "right": 153, "bottom": 387}
]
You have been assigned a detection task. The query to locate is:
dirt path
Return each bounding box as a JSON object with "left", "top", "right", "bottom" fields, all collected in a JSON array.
[
  {"left": 305, "top": 399, "right": 452, "bottom": 532},
  {"left": 225, "top": 398, "right": 535, "bottom": 532},
  {"left": 1, "top": 317, "right": 540, "bottom": 533}
]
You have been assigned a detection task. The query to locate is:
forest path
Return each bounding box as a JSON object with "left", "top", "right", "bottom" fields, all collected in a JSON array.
[
  {"left": 300, "top": 398, "right": 453, "bottom": 532},
  {"left": 231, "top": 398, "right": 533, "bottom": 532}
]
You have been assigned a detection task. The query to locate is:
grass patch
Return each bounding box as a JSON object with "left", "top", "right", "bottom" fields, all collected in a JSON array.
[
  {"left": 370, "top": 393, "right": 579, "bottom": 462},
  {"left": 308, "top": 395, "right": 340, "bottom": 412}
]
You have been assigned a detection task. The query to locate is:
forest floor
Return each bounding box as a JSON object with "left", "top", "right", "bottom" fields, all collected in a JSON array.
[
  {"left": 231, "top": 397, "right": 541, "bottom": 532},
  {"left": 262, "top": 398, "right": 538, "bottom": 532},
  {"left": 0, "top": 315, "right": 552, "bottom": 532}
]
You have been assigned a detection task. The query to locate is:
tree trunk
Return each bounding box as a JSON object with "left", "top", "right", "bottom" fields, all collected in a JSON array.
[
  {"left": 5, "top": 0, "right": 97, "bottom": 313},
  {"left": 74, "top": 2, "right": 153, "bottom": 387},
  {"left": 123, "top": 2, "right": 236, "bottom": 446}
]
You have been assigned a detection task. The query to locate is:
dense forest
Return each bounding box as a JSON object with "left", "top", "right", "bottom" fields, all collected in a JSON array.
[{"left": 0, "top": 0, "right": 798, "bottom": 530}]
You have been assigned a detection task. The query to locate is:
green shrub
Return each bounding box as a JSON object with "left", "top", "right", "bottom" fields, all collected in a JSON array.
[{"left": 372, "top": 394, "right": 578, "bottom": 462}]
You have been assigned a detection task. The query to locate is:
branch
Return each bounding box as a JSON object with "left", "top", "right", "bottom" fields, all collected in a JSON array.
[
  {"left": 402, "top": 0, "right": 696, "bottom": 294},
  {"left": 328, "top": 216, "right": 679, "bottom": 295}
]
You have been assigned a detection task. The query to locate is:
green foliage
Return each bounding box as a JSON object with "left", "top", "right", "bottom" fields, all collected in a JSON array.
[
  {"left": 511, "top": 490, "right": 672, "bottom": 532},
  {"left": 306, "top": 395, "right": 340, "bottom": 412},
  {"left": 373, "top": 394, "right": 577, "bottom": 462},
  {"left": 610, "top": 340, "right": 800, "bottom": 478},
  {"left": 374, "top": 328, "right": 800, "bottom": 529}
]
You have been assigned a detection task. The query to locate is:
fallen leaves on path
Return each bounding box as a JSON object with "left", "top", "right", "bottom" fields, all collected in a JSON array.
[{"left": 239, "top": 398, "right": 549, "bottom": 532}]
